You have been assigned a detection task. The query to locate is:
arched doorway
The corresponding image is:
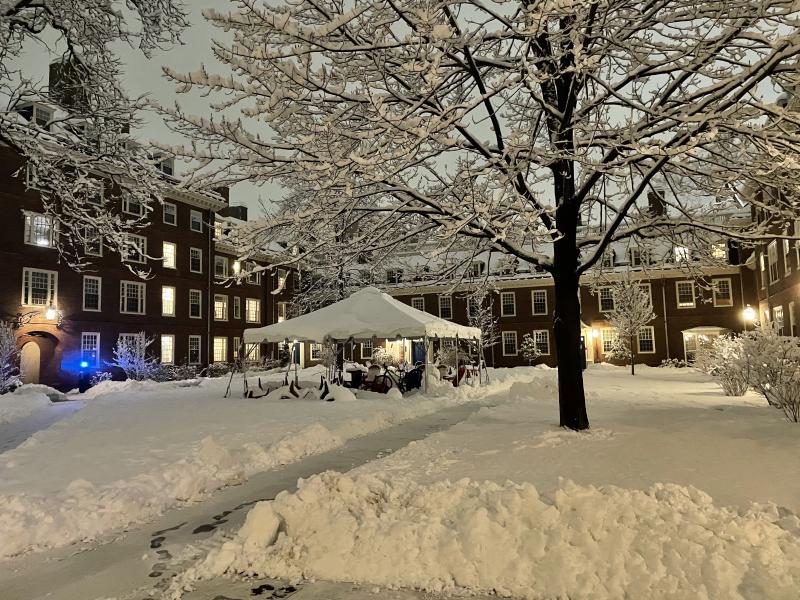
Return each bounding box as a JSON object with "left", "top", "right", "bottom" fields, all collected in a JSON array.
[{"left": 20, "top": 341, "right": 40, "bottom": 384}]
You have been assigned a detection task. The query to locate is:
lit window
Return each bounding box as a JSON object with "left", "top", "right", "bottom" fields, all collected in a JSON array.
[
  {"left": 711, "top": 243, "right": 727, "bottom": 261},
  {"left": 82, "top": 276, "right": 101, "bottom": 311},
  {"left": 188, "top": 335, "right": 202, "bottom": 364},
  {"left": 500, "top": 292, "right": 516, "bottom": 316},
  {"left": 214, "top": 255, "right": 228, "bottom": 278},
  {"left": 676, "top": 281, "right": 695, "bottom": 308},
  {"left": 311, "top": 344, "right": 322, "bottom": 361},
  {"left": 160, "top": 334, "right": 175, "bottom": 364},
  {"left": 23, "top": 212, "right": 57, "bottom": 247},
  {"left": 533, "top": 330, "right": 550, "bottom": 355},
  {"left": 213, "top": 337, "right": 228, "bottom": 363},
  {"left": 276, "top": 268, "right": 287, "bottom": 290},
  {"left": 162, "top": 286, "right": 176, "bottom": 317},
  {"left": 189, "top": 289, "right": 202, "bottom": 319},
  {"left": 598, "top": 287, "right": 615, "bottom": 312},
  {"left": 783, "top": 239, "right": 791, "bottom": 276},
  {"left": 214, "top": 295, "right": 228, "bottom": 321},
  {"left": 673, "top": 246, "right": 690, "bottom": 263},
  {"left": 246, "top": 298, "right": 261, "bottom": 323},
  {"left": 233, "top": 296, "right": 241, "bottom": 320},
  {"left": 80, "top": 332, "right": 100, "bottom": 367},
  {"left": 637, "top": 327, "right": 655, "bottom": 353},
  {"left": 84, "top": 226, "right": 102, "bottom": 256},
  {"left": 411, "top": 297, "right": 425, "bottom": 312},
  {"left": 774, "top": 306, "right": 785, "bottom": 335},
  {"left": 190, "top": 247, "right": 203, "bottom": 273},
  {"left": 125, "top": 234, "right": 147, "bottom": 264},
  {"left": 163, "top": 202, "right": 177, "bottom": 226},
  {"left": 532, "top": 290, "right": 548, "bottom": 315},
  {"left": 22, "top": 268, "right": 57, "bottom": 306},
  {"left": 439, "top": 296, "right": 453, "bottom": 319},
  {"left": 712, "top": 278, "right": 733, "bottom": 307},
  {"left": 190, "top": 210, "right": 203, "bottom": 232},
  {"left": 246, "top": 262, "right": 261, "bottom": 284},
  {"left": 502, "top": 331, "right": 518, "bottom": 356},
  {"left": 233, "top": 337, "right": 241, "bottom": 360},
  {"left": 162, "top": 242, "right": 176, "bottom": 269},
  {"left": 277, "top": 302, "right": 288, "bottom": 323},
  {"left": 119, "top": 280, "right": 146, "bottom": 314},
  {"left": 601, "top": 328, "right": 618, "bottom": 354}
]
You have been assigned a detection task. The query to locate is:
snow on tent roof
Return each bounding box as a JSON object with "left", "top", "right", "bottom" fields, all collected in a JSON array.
[{"left": 243, "top": 287, "right": 481, "bottom": 344}]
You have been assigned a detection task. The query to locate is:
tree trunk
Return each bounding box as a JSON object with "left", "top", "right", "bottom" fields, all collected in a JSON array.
[
  {"left": 630, "top": 334, "right": 635, "bottom": 376},
  {"left": 552, "top": 269, "right": 590, "bottom": 430}
]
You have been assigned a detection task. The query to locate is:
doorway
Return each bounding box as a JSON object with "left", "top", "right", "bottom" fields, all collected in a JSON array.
[{"left": 20, "top": 341, "right": 40, "bottom": 384}]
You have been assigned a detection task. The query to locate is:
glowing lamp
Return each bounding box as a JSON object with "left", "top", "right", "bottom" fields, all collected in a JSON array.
[
  {"left": 233, "top": 260, "right": 241, "bottom": 274},
  {"left": 591, "top": 328, "right": 599, "bottom": 339},
  {"left": 742, "top": 305, "right": 756, "bottom": 322},
  {"left": 79, "top": 360, "right": 89, "bottom": 369},
  {"left": 44, "top": 306, "right": 57, "bottom": 320}
]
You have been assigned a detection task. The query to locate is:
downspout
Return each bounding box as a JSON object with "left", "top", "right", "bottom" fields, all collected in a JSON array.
[
  {"left": 207, "top": 211, "right": 214, "bottom": 368},
  {"left": 661, "top": 275, "right": 670, "bottom": 359}
]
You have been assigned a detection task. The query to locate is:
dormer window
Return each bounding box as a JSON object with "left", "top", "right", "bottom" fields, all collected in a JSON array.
[
  {"left": 469, "top": 261, "right": 486, "bottom": 277},
  {"left": 158, "top": 158, "right": 175, "bottom": 176},
  {"left": 600, "top": 249, "right": 615, "bottom": 269},
  {"left": 31, "top": 104, "right": 53, "bottom": 130},
  {"left": 386, "top": 269, "right": 403, "bottom": 284},
  {"left": 673, "top": 246, "right": 690, "bottom": 263}
]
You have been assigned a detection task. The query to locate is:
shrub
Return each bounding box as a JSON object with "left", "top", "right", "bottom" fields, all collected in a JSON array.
[
  {"left": 740, "top": 326, "right": 800, "bottom": 422},
  {"left": 659, "top": 358, "right": 688, "bottom": 368},
  {"left": 106, "top": 333, "right": 160, "bottom": 381},
  {"left": 204, "top": 362, "right": 233, "bottom": 378},
  {"left": 519, "top": 333, "right": 541, "bottom": 365},
  {"left": 694, "top": 335, "right": 749, "bottom": 396},
  {"left": 372, "top": 346, "right": 400, "bottom": 367},
  {"left": 89, "top": 371, "right": 112, "bottom": 386}
]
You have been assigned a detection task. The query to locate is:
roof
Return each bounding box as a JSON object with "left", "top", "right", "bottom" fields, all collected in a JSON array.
[{"left": 244, "top": 287, "right": 481, "bottom": 344}]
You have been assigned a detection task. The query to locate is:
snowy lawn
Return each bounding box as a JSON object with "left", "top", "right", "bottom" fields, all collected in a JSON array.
[
  {"left": 0, "top": 367, "right": 531, "bottom": 559},
  {"left": 184, "top": 365, "right": 800, "bottom": 600}
]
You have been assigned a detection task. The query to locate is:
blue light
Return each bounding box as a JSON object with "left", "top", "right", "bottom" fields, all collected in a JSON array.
[{"left": 79, "top": 361, "right": 89, "bottom": 369}]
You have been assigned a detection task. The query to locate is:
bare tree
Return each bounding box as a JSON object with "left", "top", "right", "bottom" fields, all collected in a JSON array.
[
  {"left": 1, "top": 0, "right": 189, "bottom": 269},
  {"left": 467, "top": 286, "right": 500, "bottom": 366},
  {"left": 601, "top": 278, "right": 656, "bottom": 375},
  {"left": 106, "top": 332, "right": 158, "bottom": 381},
  {"left": 163, "top": 0, "right": 800, "bottom": 429}
]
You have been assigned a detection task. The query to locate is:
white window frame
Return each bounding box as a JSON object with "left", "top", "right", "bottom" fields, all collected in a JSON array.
[
  {"left": 673, "top": 246, "right": 690, "bottom": 263},
  {"left": 438, "top": 295, "right": 453, "bottom": 320},
  {"left": 598, "top": 286, "right": 615, "bottom": 312},
  {"left": 190, "top": 210, "right": 203, "bottom": 233},
  {"left": 773, "top": 305, "right": 785, "bottom": 335},
  {"left": 160, "top": 334, "right": 175, "bottom": 365},
  {"left": 533, "top": 329, "right": 550, "bottom": 355},
  {"left": 119, "top": 280, "right": 146, "bottom": 315},
  {"left": 125, "top": 234, "right": 147, "bottom": 264},
  {"left": 162, "top": 242, "right": 177, "bottom": 269},
  {"left": 213, "top": 337, "right": 228, "bottom": 363},
  {"left": 675, "top": 281, "right": 696, "bottom": 309},
  {"left": 246, "top": 298, "right": 261, "bottom": 324},
  {"left": 122, "top": 196, "right": 144, "bottom": 217},
  {"left": 188, "top": 335, "right": 202, "bottom": 365},
  {"left": 276, "top": 268, "right": 288, "bottom": 291},
  {"left": 601, "top": 328, "right": 618, "bottom": 354},
  {"left": 233, "top": 336, "right": 241, "bottom": 360},
  {"left": 712, "top": 278, "right": 733, "bottom": 308},
  {"left": 767, "top": 241, "right": 779, "bottom": 284},
  {"left": 189, "top": 247, "right": 203, "bottom": 273},
  {"left": 411, "top": 297, "right": 425, "bottom": 312},
  {"left": 277, "top": 301, "right": 288, "bottom": 323},
  {"left": 189, "top": 289, "right": 202, "bottom": 319},
  {"left": 33, "top": 104, "right": 53, "bottom": 129},
  {"left": 161, "top": 285, "right": 176, "bottom": 317},
  {"left": 214, "top": 255, "right": 229, "bottom": 278},
  {"left": 84, "top": 226, "right": 102, "bottom": 257},
  {"left": 637, "top": 326, "right": 656, "bottom": 354},
  {"left": 531, "top": 290, "right": 548, "bottom": 316},
  {"left": 21, "top": 268, "right": 58, "bottom": 307},
  {"left": 501, "top": 331, "right": 518, "bottom": 356},
  {"left": 163, "top": 201, "right": 177, "bottom": 226},
  {"left": 80, "top": 332, "right": 101, "bottom": 367},
  {"left": 311, "top": 343, "right": 322, "bottom": 361},
  {"left": 361, "top": 340, "right": 373, "bottom": 359},
  {"left": 783, "top": 239, "right": 791, "bottom": 276},
  {"left": 214, "top": 294, "right": 228, "bottom": 321},
  {"left": 23, "top": 211, "right": 58, "bottom": 248},
  {"left": 82, "top": 275, "right": 102, "bottom": 312},
  {"left": 233, "top": 296, "right": 241, "bottom": 320},
  {"left": 245, "top": 262, "right": 261, "bottom": 285},
  {"left": 500, "top": 291, "right": 516, "bottom": 317}
]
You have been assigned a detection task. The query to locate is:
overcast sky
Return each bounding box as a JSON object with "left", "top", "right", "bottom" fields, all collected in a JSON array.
[{"left": 12, "top": 1, "right": 280, "bottom": 218}]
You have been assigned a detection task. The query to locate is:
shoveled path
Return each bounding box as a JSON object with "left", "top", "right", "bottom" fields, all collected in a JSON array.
[
  {"left": 0, "top": 400, "right": 83, "bottom": 454},
  {"left": 0, "top": 402, "right": 484, "bottom": 600}
]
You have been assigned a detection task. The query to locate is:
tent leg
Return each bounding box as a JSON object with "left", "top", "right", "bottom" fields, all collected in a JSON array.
[
  {"left": 423, "top": 336, "right": 429, "bottom": 395},
  {"left": 454, "top": 334, "right": 459, "bottom": 387}
]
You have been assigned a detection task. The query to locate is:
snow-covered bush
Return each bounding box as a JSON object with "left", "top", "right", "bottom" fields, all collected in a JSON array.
[
  {"left": 106, "top": 333, "right": 159, "bottom": 381},
  {"left": 434, "top": 345, "right": 470, "bottom": 368},
  {"left": 740, "top": 326, "right": 800, "bottom": 422},
  {"left": 89, "top": 371, "right": 112, "bottom": 387},
  {"left": 0, "top": 321, "right": 20, "bottom": 394},
  {"left": 372, "top": 347, "right": 400, "bottom": 367},
  {"left": 204, "top": 362, "right": 233, "bottom": 378},
  {"left": 601, "top": 279, "right": 656, "bottom": 375},
  {"left": 659, "top": 358, "right": 688, "bottom": 368},
  {"left": 519, "top": 334, "right": 542, "bottom": 365},
  {"left": 694, "top": 335, "right": 749, "bottom": 396}
]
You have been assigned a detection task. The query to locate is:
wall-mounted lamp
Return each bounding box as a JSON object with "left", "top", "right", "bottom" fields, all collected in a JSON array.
[{"left": 591, "top": 328, "right": 599, "bottom": 339}]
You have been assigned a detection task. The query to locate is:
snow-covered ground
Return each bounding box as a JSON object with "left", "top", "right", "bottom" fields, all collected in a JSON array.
[
  {"left": 182, "top": 366, "right": 800, "bottom": 600},
  {"left": 0, "top": 385, "right": 58, "bottom": 425},
  {"left": 0, "top": 367, "right": 530, "bottom": 560}
]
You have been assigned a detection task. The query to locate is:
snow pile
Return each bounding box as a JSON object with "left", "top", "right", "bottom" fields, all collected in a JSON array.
[
  {"left": 531, "top": 427, "right": 615, "bottom": 448},
  {"left": 186, "top": 472, "right": 800, "bottom": 600},
  {"left": 0, "top": 389, "right": 52, "bottom": 425}
]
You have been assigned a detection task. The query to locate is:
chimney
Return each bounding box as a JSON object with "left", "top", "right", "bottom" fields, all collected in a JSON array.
[
  {"left": 48, "top": 58, "right": 89, "bottom": 112},
  {"left": 213, "top": 186, "right": 230, "bottom": 202},
  {"left": 218, "top": 204, "right": 248, "bottom": 221},
  {"left": 647, "top": 189, "right": 666, "bottom": 217}
]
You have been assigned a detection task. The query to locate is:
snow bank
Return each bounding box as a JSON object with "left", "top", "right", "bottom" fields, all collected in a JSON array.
[
  {"left": 0, "top": 389, "right": 52, "bottom": 425},
  {"left": 186, "top": 472, "right": 800, "bottom": 600}
]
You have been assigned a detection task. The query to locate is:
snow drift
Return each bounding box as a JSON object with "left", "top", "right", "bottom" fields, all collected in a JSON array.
[{"left": 188, "top": 472, "right": 800, "bottom": 600}]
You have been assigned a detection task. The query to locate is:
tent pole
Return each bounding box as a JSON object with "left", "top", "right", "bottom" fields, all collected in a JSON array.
[
  {"left": 423, "top": 336, "right": 429, "bottom": 394},
  {"left": 454, "top": 333, "right": 459, "bottom": 387}
]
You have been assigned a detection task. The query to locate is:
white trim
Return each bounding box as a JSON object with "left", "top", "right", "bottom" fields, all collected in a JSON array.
[
  {"left": 161, "top": 285, "right": 176, "bottom": 317},
  {"left": 531, "top": 289, "right": 548, "bottom": 315},
  {"left": 125, "top": 234, "right": 147, "bottom": 264},
  {"left": 190, "top": 210, "right": 203, "bottom": 233},
  {"left": 438, "top": 295, "right": 453, "bottom": 320},
  {"left": 188, "top": 335, "right": 202, "bottom": 365},
  {"left": 119, "top": 280, "right": 146, "bottom": 314},
  {"left": 21, "top": 267, "right": 58, "bottom": 307},
  {"left": 501, "top": 331, "right": 518, "bottom": 356},
  {"left": 189, "top": 289, "right": 202, "bottom": 319},
  {"left": 597, "top": 286, "right": 615, "bottom": 312},
  {"left": 712, "top": 277, "right": 733, "bottom": 307},
  {"left": 500, "top": 291, "right": 516, "bottom": 317},
  {"left": 22, "top": 210, "right": 57, "bottom": 248},
  {"left": 80, "top": 332, "right": 101, "bottom": 367},
  {"left": 162, "top": 201, "right": 177, "bottom": 226},
  {"left": 411, "top": 297, "right": 425, "bottom": 312},
  {"left": 533, "top": 329, "right": 550, "bottom": 355},
  {"left": 82, "top": 275, "right": 102, "bottom": 312},
  {"left": 160, "top": 334, "right": 175, "bottom": 365},
  {"left": 675, "top": 280, "right": 696, "bottom": 309},
  {"left": 361, "top": 340, "right": 373, "bottom": 359},
  {"left": 189, "top": 247, "right": 203, "bottom": 273},
  {"left": 122, "top": 197, "right": 144, "bottom": 217},
  {"left": 637, "top": 326, "right": 656, "bottom": 354}
]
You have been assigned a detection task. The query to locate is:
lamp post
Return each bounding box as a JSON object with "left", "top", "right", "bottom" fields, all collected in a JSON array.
[{"left": 743, "top": 305, "right": 756, "bottom": 332}]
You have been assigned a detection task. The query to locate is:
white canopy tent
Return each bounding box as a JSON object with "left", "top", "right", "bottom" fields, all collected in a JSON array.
[{"left": 240, "top": 287, "right": 482, "bottom": 395}]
